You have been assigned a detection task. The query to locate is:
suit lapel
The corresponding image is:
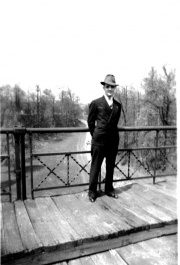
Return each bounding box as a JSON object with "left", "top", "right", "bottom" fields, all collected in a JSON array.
[{"left": 112, "top": 100, "right": 118, "bottom": 117}]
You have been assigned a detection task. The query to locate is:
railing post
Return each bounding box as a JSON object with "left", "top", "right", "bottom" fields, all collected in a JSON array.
[
  {"left": 6, "top": 133, "right": 12, "bottom": 201},
  {"left": 29, "top": 133, "right": 34, "bottom": 199},
  {"left": 14, "top": 126, "right": 21, "bottom": 200},
  {"left": 21, "top": 129, "right": 26, "bottom": 200},
  {"left": 153, "top": 129, "right": 159, "bottom": 184},
  {"left": 14, "top": 125, "right": 26, "bottom": 200},
  {"left": 67, "top": 154, "right": 70, "bottom": 186},
  {"left": 128, "top": 150, "right": 131, "bottom": 179}
]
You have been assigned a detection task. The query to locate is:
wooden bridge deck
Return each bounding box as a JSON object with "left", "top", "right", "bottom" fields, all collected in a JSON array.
[
  {"left": 57, "top": 234, "right": 177, "bottom": 265},
  {"left": 1, "top": 178, "right": 177, "bottom": 265}
]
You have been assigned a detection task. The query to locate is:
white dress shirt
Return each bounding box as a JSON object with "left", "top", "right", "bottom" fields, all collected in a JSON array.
[{"left": 104, "top": 93, "right": 113, "bottom": 108}]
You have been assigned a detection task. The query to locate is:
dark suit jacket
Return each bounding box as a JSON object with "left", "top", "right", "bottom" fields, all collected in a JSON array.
[{"left": 87, "top": 96, "right": 121, "bottom": 146}]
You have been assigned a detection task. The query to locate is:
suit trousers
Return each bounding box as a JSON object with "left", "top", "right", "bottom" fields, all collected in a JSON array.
[{"left": 89, "top": 143, "right": 118, "bottom": 196}]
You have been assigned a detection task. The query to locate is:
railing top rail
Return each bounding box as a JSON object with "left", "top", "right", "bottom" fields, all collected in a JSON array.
[
  {"left": 0, "top": 125, "right": 177, "bottom": 134},
  {"left": 119, "top": 126, "right": 176, "bottom": 132},
  {"left": 0, "top": 128, "right": 14, "bottom": 133}
]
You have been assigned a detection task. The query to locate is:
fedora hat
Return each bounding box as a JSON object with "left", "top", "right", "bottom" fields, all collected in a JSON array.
[{"left": 100, "top": 74, "right": 118, "bottom": 87}]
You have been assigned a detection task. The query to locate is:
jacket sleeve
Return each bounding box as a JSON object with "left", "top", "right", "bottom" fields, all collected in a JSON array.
[{"left": 87, "top": 101, "right": 97, "bottom": 136}]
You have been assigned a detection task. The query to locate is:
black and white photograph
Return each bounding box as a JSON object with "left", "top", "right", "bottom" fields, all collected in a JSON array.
[{"left": 0, "top": 0, "right": 178, "bottom": 264}]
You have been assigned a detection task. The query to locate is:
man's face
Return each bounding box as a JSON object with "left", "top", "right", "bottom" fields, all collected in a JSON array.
[{"left": 103, "top": 84, "right": 116, "bottom": 98}]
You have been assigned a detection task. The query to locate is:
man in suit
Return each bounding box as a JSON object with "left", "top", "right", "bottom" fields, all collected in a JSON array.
[{"left": 87, "top": 74, "right": 121, "bottom": 202}]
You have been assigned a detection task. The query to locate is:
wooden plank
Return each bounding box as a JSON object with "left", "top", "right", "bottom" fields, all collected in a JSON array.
[
  {"left": 52, "top": 195, "right": 93, "bottom": 241},
  {"left": 117, "top": 185, "right": 176, "bottom": 224},
  {"left": 42, "top": 197, "right": 81, "bottom": 243},
  {"left": 101, "top": 195, "right": 149, "bottom": 230},
  {"left": 144, "top": 183, "right": 176, "bottom": 202},
  {"left": 14, "top": 201, "right": 42, "bottom": 252},
  {"left": 156, "top": 180, "right": 177, "bottom": 190},
  {"left": 140, "top": 234, "right": 178, "bottom": 254},
  {"left": 68, "top": 234, "right": 177, "bottom": 265},
  {"left": 24, "top": 199, "right": 57, "bottom": 249},
  {"left": 96, "top": 197, "right": 131, "bottom": 233},
  {"left": 90, "top": 253, "right": 108, "bottom": 265},
  {"left": 34, "top": 197, "right": 65, "bottom": 246},
  {"left": 76, "top": 192, "right": 120, "bottom": 236},
  {"left": 158, "top": 233, "right": 177, "bottom": 244},
  {"left": 115, "top": 184, "right": 165, "bottom": 227},
  {"left": 68, "top": 259, "right": 82, "bottom": 265},
  {"left": 109, "top": 249, "right": 129, "bottom": 264},
  {"left": 161, "top": 179, "right": 177, "bottom": 188},
  {"left": 115, "top": 190, "right": 163, "bottom": 228},
  {"left": 2, "top": 202, "right": 24, "bottom": 256},
  {"left": 2, "top": 224, "right": 177, "bottom": 265},
  {"left": 73, "top": 196, "right": 110, "bottom": 239},
  {"left": 56, "top": 194, "right": 104, "bottom": 240},
  {"left": 116, "top": 241, "right": 159, "bottom": 265},
  {"left": 131, "top": 183, "right": 177, "bottom": 214},
  {"left": 74, "top": 193, "right": 118, "bottom": 239},
  {"left": 91, "top": 249, "right": 128, "bottom": 265},
  {"left": 141, "top": 184, "right": 177, "bottom": 203},
  {"left": 144, "top": 182, "right": 176, "bottom": 202},
  {"left": 79, "top": 256, "right": 96, "bottom": 265},
  {"left": 130, "top": 184, "right": 177, "bottom": 220},
  {"left": 149, "top": 181, "right": 177, "bottom": 198},
  {"left": 139, "top": 235, "right": 178, "bottom": 264},
  {"left": 94, "top": 196, "right": 130, "bottom": 234}
]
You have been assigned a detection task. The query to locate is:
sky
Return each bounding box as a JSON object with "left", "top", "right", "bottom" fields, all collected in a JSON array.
[{"left": 0, "top": 0, "right": 179, "bottom": 104}]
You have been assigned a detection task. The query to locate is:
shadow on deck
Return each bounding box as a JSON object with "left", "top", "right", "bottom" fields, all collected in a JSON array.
[{"left": 1, "top": 178, "right": 177, "bottom": 265}]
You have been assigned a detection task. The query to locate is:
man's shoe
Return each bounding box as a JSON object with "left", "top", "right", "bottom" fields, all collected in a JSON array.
[
  {"left": 89, "top": 196, "right": 95, "bottom": 202},
  {"left": 88, "top": 191, "right": 96, "bottom": 203},
  {"left": 105, "top": 191, "right": 118, "bottom": 199}
]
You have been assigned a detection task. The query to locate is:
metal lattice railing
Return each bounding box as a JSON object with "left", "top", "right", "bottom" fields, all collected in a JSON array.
[
  {"left": 0, "top": 126, "right": 177, "bottom": 201},
  {"left": 0, "top": 133, "right": 12, "bottom": 201}
]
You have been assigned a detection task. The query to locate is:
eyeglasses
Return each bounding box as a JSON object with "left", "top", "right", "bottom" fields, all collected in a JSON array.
[{"left": 104, "top": 85, "right": 116, "bottom": 89}]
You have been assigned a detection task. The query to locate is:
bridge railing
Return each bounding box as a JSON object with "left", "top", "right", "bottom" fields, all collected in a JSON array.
[{"left": 0, "top": 126, "right": 177, "bottom": 201}]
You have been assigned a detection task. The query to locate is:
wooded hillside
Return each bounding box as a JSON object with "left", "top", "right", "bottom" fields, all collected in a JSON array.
[
  {"left": 0, "top": 66, "right": 176, "bottom": 129},
  {"left": 0, "top": 86, "right": 82, "bottom": 128},
  {"left": 0, "top": 66, "right": 177, "bottom": 173}
]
